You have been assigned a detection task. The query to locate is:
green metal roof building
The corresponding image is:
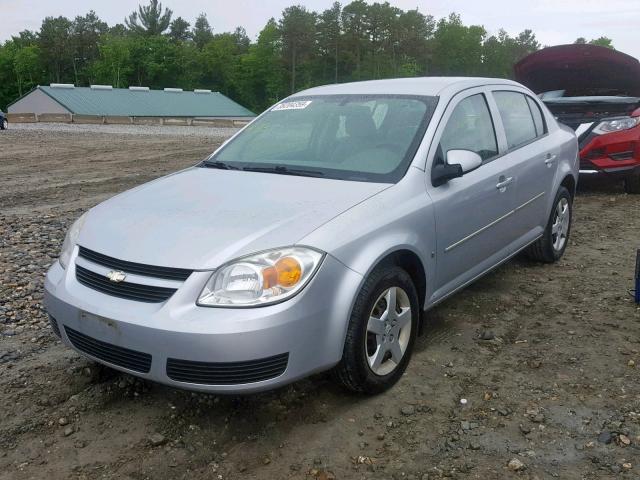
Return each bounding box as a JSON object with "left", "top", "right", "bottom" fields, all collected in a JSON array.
[{"left": 8, "top": 84, "right": 255, "bottom": 119}]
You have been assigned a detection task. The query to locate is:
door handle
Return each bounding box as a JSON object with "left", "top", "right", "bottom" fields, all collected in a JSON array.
[
  {"left": 496, "top": 176, "right": 513, "bottom": 190},
  {"left": 545, "top": 153, "right": 557, "bottom": 165}
]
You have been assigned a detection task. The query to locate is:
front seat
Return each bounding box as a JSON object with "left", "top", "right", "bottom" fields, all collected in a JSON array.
[{"left": 329, "top": 106, "right": 377, "bottom": 164}]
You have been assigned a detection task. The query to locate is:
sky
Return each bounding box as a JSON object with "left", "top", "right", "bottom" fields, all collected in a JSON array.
[{"left": 1, "top": 0, "right": 639, "bottom": 59}]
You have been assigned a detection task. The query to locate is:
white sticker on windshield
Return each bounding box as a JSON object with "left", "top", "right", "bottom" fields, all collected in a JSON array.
[{"left": 272, "top": 100, "right": 312, "bottom": 111}]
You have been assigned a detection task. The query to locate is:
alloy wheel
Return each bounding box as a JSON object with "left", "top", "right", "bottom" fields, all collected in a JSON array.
[
  {"left": 365, "top": 286, "right": 412, "bottom": 376},
  {"left": 551, "top": 197, "right": 570, "bottom": 251}
]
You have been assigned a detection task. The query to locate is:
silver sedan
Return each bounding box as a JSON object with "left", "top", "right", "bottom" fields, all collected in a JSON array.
[{"left": 45, "top": 77, "right": 578, "bottom": 394}]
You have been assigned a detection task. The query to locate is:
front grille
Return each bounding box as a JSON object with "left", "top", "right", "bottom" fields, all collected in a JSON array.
[
  {"left": 49, "top": 315, "right": 61, "bottom": 338},
  {"left": 76, "top": 265, "right": 177, "bottom": 303},
  {"left": 65, "top": 326, "right": 152, "bottom": 373},
  {"left": 78, "top": 246, "right": 193, "bottom": 281},
  {"left": 166, "top": 353, "right": 289, "bottom": 385}
]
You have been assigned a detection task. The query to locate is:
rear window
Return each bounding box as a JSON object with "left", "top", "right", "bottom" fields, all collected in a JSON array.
[
  {"left": 526, "top": 96, "right": 546, "bottom": 136},
  {"left": 493, "top": 91, "right": 538, "bottom": 149}
]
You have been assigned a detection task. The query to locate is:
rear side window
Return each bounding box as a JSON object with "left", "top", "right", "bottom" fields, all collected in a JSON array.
[
  {"left": 493, "top": 91, "right": 537, "bottom": 149},
  {"left": 438, "top": 94, "right": 498, "bottom": 162},
  {"left": 526, "top": 96, "right": 546, "bottom": 136}
]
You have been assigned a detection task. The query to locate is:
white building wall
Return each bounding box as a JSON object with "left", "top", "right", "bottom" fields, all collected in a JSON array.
[{"left": 8, "top": 88, "right": 71, "bottom": 114}]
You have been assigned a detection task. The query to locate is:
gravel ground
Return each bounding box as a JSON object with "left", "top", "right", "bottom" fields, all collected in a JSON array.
[
  {"left": 8, "top": 121, "right": 241, "bottom": 138},
  {"left": 1, "top": 127, "right": 640, "bottom": 480}
]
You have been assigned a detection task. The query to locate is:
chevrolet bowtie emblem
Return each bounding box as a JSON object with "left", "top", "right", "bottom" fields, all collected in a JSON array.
[{"left": 106, "top": 270, "right": 127, "bottom": 283}]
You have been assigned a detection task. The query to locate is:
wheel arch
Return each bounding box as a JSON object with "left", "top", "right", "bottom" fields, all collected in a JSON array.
[
  {"left": 376, "top": 249, "right": 427, "bottom": 312},
  {"left": 560, "top": 173, "right": 576, "bottom": 200},
  {"left": 351, "top": 247, "right": 429, "bottom": 333}
]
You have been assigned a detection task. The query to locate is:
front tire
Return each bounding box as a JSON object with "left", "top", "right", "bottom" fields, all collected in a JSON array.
[
  {"left": 334, "top": 265, "right": 419, "bottom": 394},
  {"left": 0, "top": 119, "right": 7, "bottom": 130},
  {"left": 624, "top": 173, "right": 640, "bottom": 194},
  {"left": 526, "top": 186, "right": 572, "bottom": 263}
]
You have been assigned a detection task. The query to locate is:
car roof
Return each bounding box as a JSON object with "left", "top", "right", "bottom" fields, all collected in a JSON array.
[{"left": 292, "top": 77, "right": 524, "bottom": 98}]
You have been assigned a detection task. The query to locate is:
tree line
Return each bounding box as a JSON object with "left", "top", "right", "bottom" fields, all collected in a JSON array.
[{"left": 0, "top": 0, "right": 614, "bottom": 113}]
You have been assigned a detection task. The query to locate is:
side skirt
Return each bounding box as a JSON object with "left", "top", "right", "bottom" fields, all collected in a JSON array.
[{"left": 420, "top": 233, "right": 544, "bottom": 325}]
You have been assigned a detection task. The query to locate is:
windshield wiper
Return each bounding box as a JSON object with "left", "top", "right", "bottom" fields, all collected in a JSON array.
[
  {"left": 242, "top": 165, "right": 325, "bottom": 178},
  {"left": 201, "top": 160, "right": 240, "bottom": 170}
]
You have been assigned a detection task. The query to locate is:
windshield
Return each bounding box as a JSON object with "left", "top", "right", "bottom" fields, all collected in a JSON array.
[{"left": 206, "top": 94, "right": 438, "bottom": 183}]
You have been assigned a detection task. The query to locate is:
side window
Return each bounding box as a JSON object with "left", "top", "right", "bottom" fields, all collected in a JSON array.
[
  {"left": 526, "top": 95, "right": 546, "bottom": 136},
  {"left": 493, "top": 91, "right": 537, "bottom": 149},
  {"left": 437, "top": 94, "right": 498, "bottom": 164}
]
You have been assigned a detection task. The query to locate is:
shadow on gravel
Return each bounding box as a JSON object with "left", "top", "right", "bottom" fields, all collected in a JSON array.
[{"left": 577, "top": 174, "right": 626, "bottom": 194}]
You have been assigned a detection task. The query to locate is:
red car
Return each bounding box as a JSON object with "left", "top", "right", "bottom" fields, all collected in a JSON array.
[{"left": 516, "top": 44, "right": 640, "bottom": 193}]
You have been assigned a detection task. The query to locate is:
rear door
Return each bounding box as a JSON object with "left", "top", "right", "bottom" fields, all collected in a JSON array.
[
  {"left": 490, "top": 90, "right": 559, "bottom": 244},
  {"left": 427, "top": 89, "right": 521, "bottom": 302}
]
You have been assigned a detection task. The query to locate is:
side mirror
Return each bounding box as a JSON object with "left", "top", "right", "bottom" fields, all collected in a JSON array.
[
  {"left": 446, "top": 149, "right": 483, "bottom": 173},
  {"left": 431, "top": 149, "right": 482, "bottom": 187},
  {"left": 431, "top": 163, "right": 463, "bottom": 187}
]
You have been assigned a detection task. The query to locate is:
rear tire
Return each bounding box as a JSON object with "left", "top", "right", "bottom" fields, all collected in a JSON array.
[
  {"left": 624, "top": 174, "right": 640, "bottom": 194},
  {"left": 0, "top": 119, "right": 7, "bottom": 130},
  {"left": 333, "top": 265, "right": 419, "bottom": 394},
  {"left": 526, "top": 186, "right": 572, "bottom": 263}
]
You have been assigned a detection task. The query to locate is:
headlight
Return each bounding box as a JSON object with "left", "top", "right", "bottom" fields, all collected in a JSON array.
[
  {"left": 593, "top": 116, "right": 640, "bottom": 134},
  {"left": 59, "top": 212, "right": 88, "bottom": 269},
  {"left": 197, "top": 247, "right": 324, "bottom": 307}
]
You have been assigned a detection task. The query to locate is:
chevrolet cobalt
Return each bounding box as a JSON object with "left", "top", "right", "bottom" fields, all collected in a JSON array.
[{"left": 45, "top": 77, "right": 578, "bottom": 394}]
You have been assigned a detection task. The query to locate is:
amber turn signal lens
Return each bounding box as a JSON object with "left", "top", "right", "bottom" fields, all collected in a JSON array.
[
  {"left": 275, "top": 257, "right": 302, "bottom": 287},
  {"left": 262, "top": 266, "right": 278, "bottom": 289}
]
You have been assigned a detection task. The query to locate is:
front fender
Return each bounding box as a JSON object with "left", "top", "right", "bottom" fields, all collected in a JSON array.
[{"left": 300, "top": 168, "right": 436, "bottom": 308}]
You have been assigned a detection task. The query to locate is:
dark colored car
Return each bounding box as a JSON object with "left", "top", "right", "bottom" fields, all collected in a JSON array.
[
  {"left": 0, "top": 111, "right": 7, "bottom": 130},
  {"left": 515, "top": 44, "right": 640, "bottom": 193}
]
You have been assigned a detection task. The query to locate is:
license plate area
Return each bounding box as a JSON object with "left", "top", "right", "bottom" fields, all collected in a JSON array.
[{"left": 79, "top": 311, "right": 122, "bottom": 340}]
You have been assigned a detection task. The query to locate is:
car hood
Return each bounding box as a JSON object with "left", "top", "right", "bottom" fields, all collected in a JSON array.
[
  {"left": 514, "top": 44, "right": 640, "bottom": 97},
  {"left": 78, "top": 167, "right": 390, "bottom": 270}
]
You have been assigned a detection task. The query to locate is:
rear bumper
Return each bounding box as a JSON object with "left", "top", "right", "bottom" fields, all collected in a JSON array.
[{"left": 44, "top": 254, "right": 362, "bottom": 394}]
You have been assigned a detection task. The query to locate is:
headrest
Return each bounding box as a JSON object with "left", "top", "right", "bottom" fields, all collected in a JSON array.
[{"left": 344, "top": 106, "right": 377, "bottom": 138}]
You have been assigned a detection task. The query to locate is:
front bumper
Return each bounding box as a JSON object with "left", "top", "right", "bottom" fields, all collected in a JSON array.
[
  {"left": 579, "top": 126, "right": 640, "bottom": 175},
  {"left": 44, "top": 253, "right": 362, "bottom": 393},
  {"left": 579, "top": 164, "right": 640, "bottom": 176}
]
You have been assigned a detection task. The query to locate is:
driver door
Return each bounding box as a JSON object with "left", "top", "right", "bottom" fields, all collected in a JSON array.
[{"left": 427, "top": 89, "right": 520, "bottom": 302}]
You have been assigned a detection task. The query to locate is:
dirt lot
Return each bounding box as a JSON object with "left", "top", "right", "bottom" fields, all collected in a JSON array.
[{"left": 1, "top": 125, "right": 639, "bottom": 480}]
